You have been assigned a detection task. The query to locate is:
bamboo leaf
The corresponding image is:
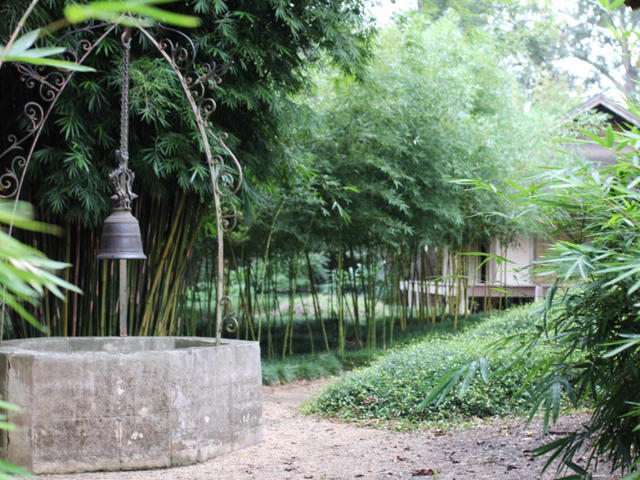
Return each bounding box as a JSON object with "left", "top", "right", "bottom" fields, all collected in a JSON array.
[
  {"left": 420, "top": 366, "right": 466, "bottom": 408},
  {"left": 0, "top": 458, "right": 33, "bottom": 477},
  {"left": 609, "top": 0, "right": 627, "bottom": 9},
  {"left": 0, "top": 422, "right": 15, "bottom": 432},
  {"left": 4, "top": 29, "right": 40, "bottom": 55},
  {"left": 11, "top": 46, "right": 66, "bottom": 58},
  {"left": 64, "top": 1, "right": 201, "bottom": 27},
  {"left": 550, "top": 380, "right": 562, "bottom": 422},
  {"left": 602, "top": 335, "right": 640, "bottom": 358},
  {"left": 605, "top": 125, "right": 615, "bottom": 148},
  {"left": 459, "top": 360, "right": 478, "bottom": 396},
  {"left": 0, "top": 401, "right": 20, "bottom": 412},
  {"left": 622, "top": 469, "right": 640, "bottom": 480},
  {"left": 479, "top": 357, "right": 490, "bottom": 382},
  {"left": 3, "top": 56, "right": 95, "bottom": 72},
  {"left": 579, "top": 128, "right": 607, "bottom": 147}
]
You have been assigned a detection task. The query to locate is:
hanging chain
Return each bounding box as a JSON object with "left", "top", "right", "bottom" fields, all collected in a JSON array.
[
  {"left": 119, "top": 27, "right": 131, "bottom": 165},
  {"left": 109, "top": 26, "right": 137, "bottom": 210}
]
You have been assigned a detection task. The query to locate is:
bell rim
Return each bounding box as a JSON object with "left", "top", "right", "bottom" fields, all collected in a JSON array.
[
  {"left": 96, "top": 252, "right": 147, "bottom": 260},
  {"left": 97, "top": 207, "right": 146, "bottom": 260}
]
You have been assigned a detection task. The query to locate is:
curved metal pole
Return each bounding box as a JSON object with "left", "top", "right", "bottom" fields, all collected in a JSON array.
[{"left": 138, "top": 25, "right": 238, "bottom": 345}]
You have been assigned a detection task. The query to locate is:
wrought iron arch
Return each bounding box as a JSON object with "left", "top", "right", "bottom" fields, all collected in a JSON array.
[{"left": 0, "top": 20, "right": 242, "bottom": 344}]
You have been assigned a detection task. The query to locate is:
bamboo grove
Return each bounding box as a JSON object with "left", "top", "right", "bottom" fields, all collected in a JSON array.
[
  {"left": 170, "top": 13, "right": 558, "bottom": 359},
  {"left": 1, "top": 4, "right": 558, "bottom": 355},
  {"left": 0, "top": 0, "right": 372, "bottom": 338}
]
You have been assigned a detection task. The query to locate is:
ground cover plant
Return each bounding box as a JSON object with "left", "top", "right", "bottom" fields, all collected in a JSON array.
[
  {"left": 308, "top": 304, "right": 550, "bottom": 424},
  {"left": 262, "top": 353, "right": 343, "bottom": 386}
]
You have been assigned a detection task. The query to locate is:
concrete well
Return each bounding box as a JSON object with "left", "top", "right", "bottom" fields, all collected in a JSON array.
[{"left": 0, "top": 337, "right": 262, "bottom": 474}]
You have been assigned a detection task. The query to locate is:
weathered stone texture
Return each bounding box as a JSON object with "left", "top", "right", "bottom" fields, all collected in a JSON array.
[{"left": 0, "top": 337, "right": 262, "bottom": 473}]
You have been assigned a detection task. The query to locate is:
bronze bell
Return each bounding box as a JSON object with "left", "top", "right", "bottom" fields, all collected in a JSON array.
[{"left": 96, "top": 207, "right": 146, "bottom": 260}]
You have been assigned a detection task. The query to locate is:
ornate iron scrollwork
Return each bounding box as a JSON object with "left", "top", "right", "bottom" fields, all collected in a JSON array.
[
  {"left": 140, "top": 26, "right": 243, "bottom": 343},
  {"left": 0, "top": 155, "right": 26, "bottom": 199},
  {"left": 152, "top": 31, "right": 242, "bottom": 202},
  {"left": 0, "top": 23, "right": 118, "bottom": 202},
  {"left": 219, "top": 295, "right": 239, "bottom": 334}
]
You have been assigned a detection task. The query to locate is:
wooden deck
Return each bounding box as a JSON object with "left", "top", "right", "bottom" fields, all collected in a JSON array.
[{"left": 400, "top": 280, "right": 551, "bottom": 306}]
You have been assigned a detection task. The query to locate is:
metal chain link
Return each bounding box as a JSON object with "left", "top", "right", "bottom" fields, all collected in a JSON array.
[{"left": 119, "top": 27, "right": 131, "bottom": 166}]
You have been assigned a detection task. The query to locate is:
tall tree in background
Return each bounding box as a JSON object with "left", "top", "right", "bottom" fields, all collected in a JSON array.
[
  {"left": 224, "top": 10, "right": 558, "bottom": 353},
  {"left": 415, "top": 0, "right": 563, "bottom": 94},
  {"left": 417, "top": 0, "right": 640, "bottom": 101},
  {"left": 558, "top": 0, "right": 640, "bottom": 98}
]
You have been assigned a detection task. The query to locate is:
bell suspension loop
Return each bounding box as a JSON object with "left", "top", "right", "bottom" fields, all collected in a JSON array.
[{"left": 97, "top": 27, "right": 146, "bottom": 337}]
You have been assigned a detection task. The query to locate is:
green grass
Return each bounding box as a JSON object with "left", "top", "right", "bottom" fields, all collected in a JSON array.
[{"left": 307, "top": 304, "right": 550, "bottom": 425}]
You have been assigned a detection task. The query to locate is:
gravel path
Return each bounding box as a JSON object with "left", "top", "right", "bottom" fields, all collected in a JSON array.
[{"left": 39, "top": 379, "right": 620, "bottom": 480}]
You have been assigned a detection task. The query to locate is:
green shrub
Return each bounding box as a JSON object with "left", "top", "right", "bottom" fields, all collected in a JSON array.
[{"left": 309, "top": 305, "right": 548, "bottom": 423}]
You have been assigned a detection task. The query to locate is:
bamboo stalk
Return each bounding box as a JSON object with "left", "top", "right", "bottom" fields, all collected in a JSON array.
[
  {"left": 159, "top": 210, "right": 193, "bottom": 335},
  {"left": 281, "top": 257, "right": 296, "bottom": 360},
  {"left": 454, "top": 249, "right": 463, "bottom": 330},
  {"left": 305, "top": 251, "right": 329, "bottom": 351},
  {"left": 230, "top": 243, "right": 253, "bottom": 340},
  {"left": 100, "top": 261, "right": 107, "bottom": 335},
  {"left": 299, "top": 289, "right": 315, "bottom": 353},
  {"left": 366, "top": 249, "right": 376, "bottom": 350},
  {"left": 244, "top": 258, "right": 254, "bottom": 338},
  {"left": 337, "top": 251, "right": 345, "bottom": 358},
  {"left": 347, "top": 248, "right": 361, "bottom": 343},
  {"left": 63, "top": 222, "right": 71, "bottom": 336},
  {"left": 305, "top": 251, "right": 322, "bottom": 325},
  {"left": 139, "top": 195, "right": 187, "bottom": 335},
  {"left": 257, "top": 202, "right": 284, "bottom": 344},
  {"left": 432, "top": 250, "right": 441, "bottom": 324}
]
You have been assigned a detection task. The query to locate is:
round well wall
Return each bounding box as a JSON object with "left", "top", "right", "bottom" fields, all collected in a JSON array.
[{"left": 0, "top": 337, "right": 262, "bottom": 474}]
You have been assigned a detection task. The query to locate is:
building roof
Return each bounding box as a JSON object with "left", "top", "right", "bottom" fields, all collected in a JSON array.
[{"left": 563, "top": 93, "right": 640, "bottom": 128}]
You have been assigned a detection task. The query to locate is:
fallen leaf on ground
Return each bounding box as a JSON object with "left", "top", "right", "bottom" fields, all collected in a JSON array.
[{"left": 412, "top": 468, "right": 435, "bottom": 476}]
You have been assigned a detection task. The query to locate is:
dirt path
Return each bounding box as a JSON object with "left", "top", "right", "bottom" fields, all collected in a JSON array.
[{"left": 39, "top": 379, "right": 620, "bottom": 480}]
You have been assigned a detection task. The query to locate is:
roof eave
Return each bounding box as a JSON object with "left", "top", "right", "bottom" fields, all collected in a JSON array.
[{"left": 563, "top": 93, "right": 640, "bottom": 127}]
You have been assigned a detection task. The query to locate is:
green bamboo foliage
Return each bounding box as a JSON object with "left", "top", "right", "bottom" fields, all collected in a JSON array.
[
  {"left": 9, "top": 194, "right": 207, "bottom": 338},
  {"left": 3, "top": 4, "right": 555, "bottom": 350}
]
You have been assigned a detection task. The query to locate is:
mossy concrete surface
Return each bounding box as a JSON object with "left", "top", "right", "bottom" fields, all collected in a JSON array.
[{"left": 0, "top": 337, "right": 262, "bottom": 474}]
